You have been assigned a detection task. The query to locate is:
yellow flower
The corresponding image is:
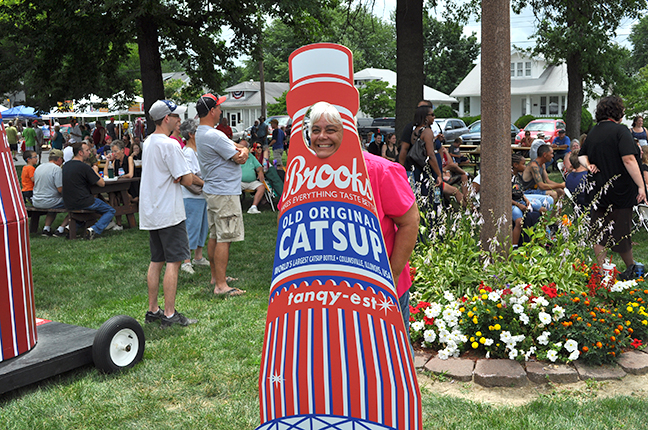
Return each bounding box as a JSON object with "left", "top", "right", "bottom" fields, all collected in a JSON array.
[
  {"left": 642, "top": 320, "right": 648, "bottom": 326},
  {"left": 496, "top": 303, "right": 502, "bottom": 309},
  {"left": 472, "top": 317, "right": 478, "bottom": 324},
  {"left": 473, "top": 307, "right": 478, "bottom": 312},
  {"left": 626, "top": 321, "right": 631, "bottom": 326},
  {"left": 470, "top": 337, "right": 475, "bottom": 342},
  {"left": 488, "top": 325, "right": 494, "bottom": 331},
  {"left": 494, "top": 324, "right": 501, "bottom": 330},
  {"left": 472, "top": 342, "right": 479, "bottom": 349},
  {"left": 632, "top": 302, "right": 639, "bottom": 307},
  {"left": 479, "top": 289, "right": 486, "bottom": 294},
  {"left": 627, "top": 306, "right": 634, "bottom": 313},
  {"left": 499, "top": 316, "right": 504, "bottom": 319},
  {"left": 479, "top": 337, "right": 486, "bottom": 344},
  {"left": 467, "top": 311, "right": 474, "bottom": 317},
  {"left": 476, "top": 331, "right": 482, "bottom": 337},
  {"left": 459, "top": 307, "right": 465, "bottom": 313},
  {"left": 482, "top": 294, "right": 488, "bottom": 300}
]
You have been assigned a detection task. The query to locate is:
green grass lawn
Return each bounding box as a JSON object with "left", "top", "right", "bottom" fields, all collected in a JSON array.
[{"left": 2, "top": 170, "right": 648, "bottom": 429}]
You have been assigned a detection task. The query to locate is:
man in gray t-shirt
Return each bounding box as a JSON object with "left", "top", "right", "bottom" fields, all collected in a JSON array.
[
  {"left": 195, "top": 93, "right": 249, "bottom": 297},
  {"left": 32, "top": 149, "right": 70, "bottom": 236}
]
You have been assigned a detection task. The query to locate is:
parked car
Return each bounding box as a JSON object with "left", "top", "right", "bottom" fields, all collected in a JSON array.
[
  {"left": 356, "top": 117, "right": 396, "bottom": 141},
  {"left": 514, "top": 119, "right": 566, "bottom": 144},
  {"left": 231, "top": 126, "right": 246, "bottom": 142},
  {"left": 434, "top": 118, "right": 470, "bottom": 142},
  {"left": 460, "top": 120, "right": 520, "bottom": 145}
]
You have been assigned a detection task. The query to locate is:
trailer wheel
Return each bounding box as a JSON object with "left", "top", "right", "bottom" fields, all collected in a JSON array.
[{"left": 92, "top": 315, "right": 145, "bottom": 373}]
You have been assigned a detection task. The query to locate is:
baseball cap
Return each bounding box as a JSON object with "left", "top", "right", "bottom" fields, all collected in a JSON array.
[
  {"left": 196, "top": 93, "right": 227, "bottom": 116},
  {"left": 536, "top": 132, "right": 545, "bottom": 138},
  {"left": 50, "top": 149, "right": 64, "bottom": 158},
  {"left": 558, "top": 129, "right": 566, "bottom": 134},
  {"left": 148, "top": 100, "right": 187, "bottom": 121}
]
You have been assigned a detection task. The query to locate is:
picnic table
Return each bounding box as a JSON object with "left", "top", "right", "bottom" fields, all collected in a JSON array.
[{"left": 92, "top": 177, "right": 139, "bottom": 229}]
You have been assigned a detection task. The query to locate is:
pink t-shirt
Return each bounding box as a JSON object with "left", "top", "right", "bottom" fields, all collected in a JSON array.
[{"left": 363, "top": 153, "right": 416, "bottom": 297}]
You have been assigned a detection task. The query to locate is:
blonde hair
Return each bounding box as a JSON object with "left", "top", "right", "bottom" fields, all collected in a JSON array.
[{"left": 308, "top": 102, "right": 343, "bottom": 136}]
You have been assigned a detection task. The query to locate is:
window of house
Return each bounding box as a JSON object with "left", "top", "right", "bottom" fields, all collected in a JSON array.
[
  {"left": 511, "top": 63, "right": 515, "bottom": 77},
  {"left": 517, "top": 62, "right": 523, "bottom": 76},
  {"left": 540, "top": 96, "right": 547, "bottom": 115},
  {"left": 525, "top": 62, "right": 531, "bottom": 77},
  {"left": 549, "top": 96, "right": 559, "bottom": 115}
]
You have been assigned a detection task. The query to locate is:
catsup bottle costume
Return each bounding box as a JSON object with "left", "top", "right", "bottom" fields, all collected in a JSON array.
[{"left": 256, "top": 43, "right": 422, "bottom": 430}]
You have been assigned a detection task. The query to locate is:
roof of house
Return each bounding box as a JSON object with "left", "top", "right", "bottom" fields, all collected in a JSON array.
[
  {"left": 354, "top": 68, "right": 457, "bottom": 104},
  {"left": 221, "top": 81, "right": 289, "bottom": 108},
  {"left": 450, "top": 61, "right": 570, "bottom": 98}
]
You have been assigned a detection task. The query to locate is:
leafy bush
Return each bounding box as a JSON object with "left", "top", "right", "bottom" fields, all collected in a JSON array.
[
  {"left": 433, "top": 104, "right": 457, "bottom": 118},
  {"left": 560, "top": 107, "right": 594, "bottom": 134},
  {"left": 515, "top": 114, "right": 535, "bottom": 129},
  {"left": 461, "top": 115, "right": 481, "bottom": 126}
]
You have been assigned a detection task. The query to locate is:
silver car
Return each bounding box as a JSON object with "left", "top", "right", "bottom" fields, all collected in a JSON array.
[{"left": 434, "top": 118, "right": 470, "bottom": 142}]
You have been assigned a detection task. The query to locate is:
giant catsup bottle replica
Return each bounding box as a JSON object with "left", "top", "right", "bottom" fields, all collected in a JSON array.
[
  {"left": 257, "top": 43, "right": 422, "bottom": 430},
  {"left": 0, "top": 116, "right": 38, "bottom": 362}
]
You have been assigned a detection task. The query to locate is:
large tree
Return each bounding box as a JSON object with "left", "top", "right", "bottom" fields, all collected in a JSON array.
[
  {"left": 513, "top": 0, "right": 646, "bottom": 139},
  {"left": 0, "top": 0, "right": 333, "bottom": 123}
]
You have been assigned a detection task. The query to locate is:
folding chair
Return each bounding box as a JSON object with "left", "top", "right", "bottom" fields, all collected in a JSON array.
[
  {"left": 262, "top": 179, "right": 276, "bottom": 212},
  {"left": 557, "top": 161, "right": 566, "bottom": 180},
  {"left": 633, "top": 204, "right": 648, "bottom": 233}
]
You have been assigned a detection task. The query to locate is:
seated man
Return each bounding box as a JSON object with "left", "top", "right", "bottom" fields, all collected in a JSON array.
[
  {"left": 449, "top": 137, "right": 469, "bottom": 165},
  {"left": 529, "top": 131, "right": 547, "bottom": 161},
  {"left": 551, "top": 129, "right": 571, "bottom": 167},
  {"left": 32, "top": 149, "right": 70, "bottom": 237},
  {"left": 440, "top": 146, "right": 468, "bottom": 207},
  {"left": 62, "top": 142, "right": 116, "bottom": 240},
  {"left": 512, "top": 153, "right": 554, "bottom": 211},
  {"left": 240, "top": 140, "right": 265, "bottom": 214},
  {"left": 367, "top": 132, "right": 382, "bottom": 156},
  {"left": 522, "top": 144, "right": 565, "bottom": 202}
]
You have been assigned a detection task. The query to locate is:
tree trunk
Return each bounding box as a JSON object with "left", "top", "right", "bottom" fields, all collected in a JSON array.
[
  {"left": 136, "top": 14, "right": 165, "bottom": 135},
  {"left": 565, "top": 52, "right": 583, "bottom": 139},
  {"left": 395, "top": 0, "right": 423, "bottom": 136},
  {"left": 479, "top": 0, "right": 511, "bottom": 255}
]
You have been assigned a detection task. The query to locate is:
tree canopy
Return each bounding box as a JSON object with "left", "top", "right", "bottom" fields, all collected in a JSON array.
[
  {"left": 512, "top": 0, "right": 646, "bottom": 138},
  {"left": 358, "top": 80, "right": 396, "bottom": 118}
]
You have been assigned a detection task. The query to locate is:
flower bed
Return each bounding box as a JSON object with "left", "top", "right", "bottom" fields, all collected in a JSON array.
[{"left": 408, "top": 196, "right": 647, "bottom": 365}]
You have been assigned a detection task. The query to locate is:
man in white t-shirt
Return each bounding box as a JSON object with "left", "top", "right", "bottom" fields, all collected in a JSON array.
[
  {"left": 68, "top": 118, "right": 83, "bottom": 145},
  {"left": 32, "top": 149, "right": 70, "bottom": 236},
  {"left": 140, "top": 99, "right": 197, "bottom": 328},
  {"left": 195, "top": 93, "right": 249, "bottom": 296}
]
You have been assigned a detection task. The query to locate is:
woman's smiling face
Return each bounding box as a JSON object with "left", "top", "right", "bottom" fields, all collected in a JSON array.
[{"left": 310, "top": 117, "right": 343, "bottom": 158}]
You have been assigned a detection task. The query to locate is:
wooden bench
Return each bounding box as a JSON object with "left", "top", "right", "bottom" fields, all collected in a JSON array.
[{"left": 26, "top": 207, "right": 101, "bottom": 240}]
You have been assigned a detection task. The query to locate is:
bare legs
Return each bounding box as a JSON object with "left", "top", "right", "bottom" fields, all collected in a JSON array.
[
  {"left": 208, "top": 238, "right": 231, "bottom": 293},
  {"left": 147, "top": 260, "right": 181, "bottom": 317}
]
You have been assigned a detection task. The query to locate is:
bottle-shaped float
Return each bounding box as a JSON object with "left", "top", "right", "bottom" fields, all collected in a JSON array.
[
  {"left": 0, "top": 116, "right": 38, "bottom": 362},
  {"left": 257, "top": 43, "right": 422, "bottom": 430}
]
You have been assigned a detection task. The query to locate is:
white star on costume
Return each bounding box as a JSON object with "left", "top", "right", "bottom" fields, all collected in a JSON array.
[
  {"left": 378, "top": 296, "right": 396, "bottom": 315},
  {"left": 268, "top": 372, "right": 284, "bottom": 387}
]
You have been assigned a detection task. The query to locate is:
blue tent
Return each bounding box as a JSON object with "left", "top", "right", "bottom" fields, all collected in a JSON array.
[{"left": 1, "top": 105, "right": 40, "bottom": 120}]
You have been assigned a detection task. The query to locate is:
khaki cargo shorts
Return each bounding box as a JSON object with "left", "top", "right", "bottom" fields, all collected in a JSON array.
[{"left": 204, "top": 193, "right": 245, "bottom": 242}]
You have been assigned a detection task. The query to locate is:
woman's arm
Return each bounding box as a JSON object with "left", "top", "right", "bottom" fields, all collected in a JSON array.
[
  {"left": 423, "top": 129, "right": 442, "bottom": 185},
  {"left": 122, "top": 156, "right": 134, "bottom": 179}
]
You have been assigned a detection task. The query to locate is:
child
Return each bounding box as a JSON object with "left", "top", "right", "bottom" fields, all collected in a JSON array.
[
  {"left": 21, "top": 150, "right": 38, "bottom": 204},
  {"left": 449, "top": 137, "right": 469, "bottom": 165}
]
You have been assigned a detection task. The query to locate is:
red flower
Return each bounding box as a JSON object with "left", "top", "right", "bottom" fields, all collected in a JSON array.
[
  {"left": 424, "top": 316, "right": 435, "bottom": 325},
  {"left": 409, "top": 316, "right": 416, "bottom": 322},
  {"left": 460, "top": 296, "right": 468, "bottom": 303},
  {"left": 501, "top": 288, "right": 512, "bottom": 296},
  {"left": 409, "top": 305, "right": 420, "bottom": 314},
  {"left": 541, "top": 285, "right": 558, "bottom": 298},
  {"left": 631, "top": 338, "right": 643, "bottom": 349},
  {"left": 483, "top": 286, "right": 493, "bottom": 292},
  {"left": 416, "top": 301, "right": 430, "bottom": 309}
]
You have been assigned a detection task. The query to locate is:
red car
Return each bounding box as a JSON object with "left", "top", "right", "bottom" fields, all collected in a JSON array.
[{"left": 515, "top": 119, "right": 566, "bottom": 144}]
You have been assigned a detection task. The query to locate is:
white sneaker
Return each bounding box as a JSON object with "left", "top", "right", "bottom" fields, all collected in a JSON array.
[
  {"left": 181, "top": 262, "right": 195, "bottom": 274},
  {"left": 112, "top": 225, "right": 123, "bottom": 231},
  {"left": 106, "top": 220, "right": 117, "bottom": 230},
  {"left": 247, "top": 206, "right": 261, "bottom": 214},
  {"left": 192, "top": 257, "right": 210, "bottom": 267}
]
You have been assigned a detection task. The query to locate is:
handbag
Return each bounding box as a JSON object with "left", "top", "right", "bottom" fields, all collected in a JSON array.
[{"left": 407, "top": 128, "right": 428, "bottom": 168}]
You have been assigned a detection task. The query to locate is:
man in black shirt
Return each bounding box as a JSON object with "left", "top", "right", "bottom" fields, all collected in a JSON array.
[{"left": 62, "top": 142, "right": 116, "bottom": 239}]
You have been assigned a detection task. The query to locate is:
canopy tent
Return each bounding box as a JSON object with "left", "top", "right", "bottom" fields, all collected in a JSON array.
[{"left": 1, "top": 105, "right": 40, "bottom": 120}]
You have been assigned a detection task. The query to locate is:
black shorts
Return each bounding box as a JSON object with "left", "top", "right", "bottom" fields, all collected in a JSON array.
[
  {"left": 591, "top": 207, "right": 633, "bottom": 253},
  {"left": 149, "top": 221, "right": 190, "bottom": 263},
  {"left": 10, "top": 143, "right": 17, "bottom": 151}
]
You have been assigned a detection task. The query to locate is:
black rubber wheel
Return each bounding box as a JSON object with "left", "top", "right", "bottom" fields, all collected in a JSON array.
[{"left": 92, "top": 315, "right": 145, "bottom": 373}]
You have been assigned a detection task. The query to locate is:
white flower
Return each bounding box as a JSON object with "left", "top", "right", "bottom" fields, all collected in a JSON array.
[
  {"left": 485, "top": 351, "right": 490, "bottom": 359},
  {"left": 411, "top": 321, "right": 424, "bottom": 332},
  {"left": 424, "top": 329, "right": 437, "bottom": 344},
  {"left": 537, "top": 331, "right": 551, "bottom": 345},
  {"left": 519, "top": 313, "right": 530, "bottom": 325},
  {"left": 552, "top": 306, "right": 565, "bottom": 320},
  {"left": 426, "top": 303, "right": 442, "bottom": 318},
  {"left": 438, "top": 349, "right": 450, "bottom": 360},
  {"left": 568, "top": 350, "right": 580, "bottom": 361},
  {"left": 435, "top": 319, "right": 447, "bottom": 331},
  {"left": 500, "top": 331, "right": 512, "bottom": 344},
  {"left": 539, "top": 312, "right": 552, "bottom": 325},
  {"left": 443, "top": 291, "right": 455, "bottom": 302},
  {"left": 508, "top": 349, "right": 519, "bottom": 360},
  {"left": 488, "top": 291, "right": 501, "bottom": 302},
  {"left": 484, "top": 338, "right": 494, "bottom": 346},
  {"left": 438, "top": 329, "right": 450, "bottom": 343},
  {"left": 564, "top": 339, "right": 578, "bottom": 353},
  {"left": 513, "top": 303, "right": 524, "bottom": 314},
  {"left": 547, "top": 350, "right": 558, "bottom": 362}
]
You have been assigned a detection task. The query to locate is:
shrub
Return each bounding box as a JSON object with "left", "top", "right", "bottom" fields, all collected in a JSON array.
[
  {"left": 433, "top": 104, "right": 457, "bottom": 118},
  {"left": 515, "top": 114, "right": 535, "bottom": 129},
  {"left": 461, "top": 115, "right": 481, "bottom": 126}
]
